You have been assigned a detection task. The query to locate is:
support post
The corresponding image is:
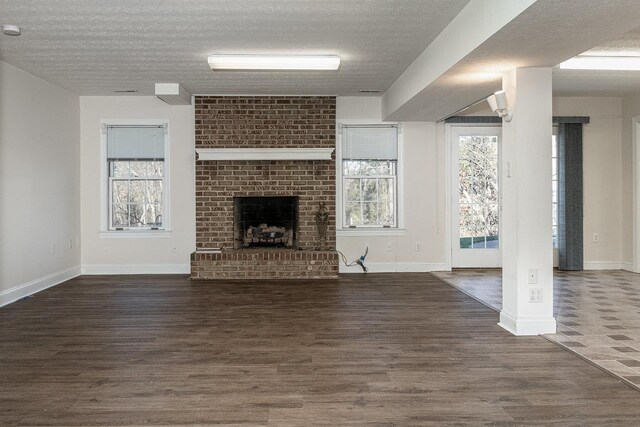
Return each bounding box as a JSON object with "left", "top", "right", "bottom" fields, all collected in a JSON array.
[{"left": 499, "top": 68, "right": 556, "bottom": 336}]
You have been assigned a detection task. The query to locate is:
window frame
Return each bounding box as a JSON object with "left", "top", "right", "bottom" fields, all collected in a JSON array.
[
  {"left": 342, "top": 162, "right": 398, "bottom": 228},
  {"left": 552, "top": 126, "right": 559, "bottom": 249},
  {"left": 455, "top": 132, "right": 500, "bottom": 250},
  {"left": 108, "top": 160, "right": 165, "bottom": 231},
  {"left": 337, "top": 121, "right": 404, "bottom": 236},
  {"left": 100, "top": 119, "right": 171, "bottom": 238},
  {"left": 552, "top": 126, "right": 559, "bottom": 267}
]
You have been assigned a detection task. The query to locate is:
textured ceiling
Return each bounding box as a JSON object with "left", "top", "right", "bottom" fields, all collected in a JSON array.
[
  {"left": 554, "top": 25, "right": 640, "bottom": 96},
  {"left": 385, "top": 0, "right": 640, "bottom": 121},
  {"left": 0, "top": 0, "right": 469, "bottom": 95},
  {"left": 585, "top": 26, "right": 640, "bottom": 56}
]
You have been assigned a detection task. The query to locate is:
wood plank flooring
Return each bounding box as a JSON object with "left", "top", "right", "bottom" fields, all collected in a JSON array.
[{"left": 1, "top": 273, "right": 639, "bottom": 425}]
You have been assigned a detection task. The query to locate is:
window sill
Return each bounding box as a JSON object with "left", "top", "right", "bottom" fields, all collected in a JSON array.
[
  {"left": 337, "top": 228, "right": 406, "bottom": 237},
  {"left": 100, "top": 230, "right": 172, "bottom": 239}
]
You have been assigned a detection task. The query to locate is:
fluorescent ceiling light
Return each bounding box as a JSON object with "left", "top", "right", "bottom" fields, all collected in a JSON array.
[
  {"left": 560, "top": 56, "right": 640, "bottom": 71},
  {"left": 207, "top": 55, "right": 340, "bottom": 71}
]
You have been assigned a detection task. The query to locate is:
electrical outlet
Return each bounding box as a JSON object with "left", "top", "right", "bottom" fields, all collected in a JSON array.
[
  {"left": 416, "top": 242, "right": 421, "bottom": 252},
  {"left": 529, "top": 288, "right": 543, "bottom": 303},
  {"left": 386, "top": 242, "right": 392, "bottom": 252},
  {"left": 593, "top": 233, "right": 599, "bottom": 243},
  {"left": 171, "top": 245, "right": 178, "bottom": 254},
  {"left": 527, "top": 268, "right": 538, "bottom": 284},
  {"left": 68, "top": 239, "right": 73, "bottom": 249},
  {"left": 75, "top": 237, "right": 81, "bottom": 248},
  {"left": 50, "top": 242, "right": 56, "bottom": 255}
]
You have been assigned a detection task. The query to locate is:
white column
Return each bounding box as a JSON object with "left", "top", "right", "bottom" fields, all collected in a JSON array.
[{"left": 499, "top": 68, "right": 556, "bottom": 336}]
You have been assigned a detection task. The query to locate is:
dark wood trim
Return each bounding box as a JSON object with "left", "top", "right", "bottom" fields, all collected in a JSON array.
[
  {"left": 445, "top": 116, "right": 501, "bottom": 124},
  {"left": 554, "top": 116, "right": 590, "bottom": 124},
  {"left": 445, "top": 116, "right": 590, "bottom": 124}
]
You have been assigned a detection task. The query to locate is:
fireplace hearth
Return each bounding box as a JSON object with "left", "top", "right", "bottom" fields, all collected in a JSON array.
[{"left": 234, "top": 196, "right": 299, "bottom": 249}]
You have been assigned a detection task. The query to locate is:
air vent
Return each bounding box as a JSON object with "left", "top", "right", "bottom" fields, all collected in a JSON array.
[
  {"left": 359, "top": 90, "right": 381, "bottom": 93},
  {"left": 114, "top": 90, "right": 138, "bottom": 93}
]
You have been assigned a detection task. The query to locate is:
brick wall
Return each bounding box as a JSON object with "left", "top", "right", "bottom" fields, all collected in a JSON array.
[
  {"left": 192, "top": 96, "right": 338, "bottom": 279},
  {"left": 195, "top": 160, "right": 335, "bottom": 250},
  {"left": 195, "top": 96, "right": 335, "bottom": 149}
]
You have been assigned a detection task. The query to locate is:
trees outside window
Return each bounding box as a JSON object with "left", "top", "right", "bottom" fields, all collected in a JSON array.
[
  {"left": 458, "top": 135, "right": 499, "bottom": 249},
  {"left": 105, "top": 124, "right": 167, "bottom": 231}
]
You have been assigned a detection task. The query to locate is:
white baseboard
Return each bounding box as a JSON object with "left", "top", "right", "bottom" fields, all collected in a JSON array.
[
  {"left": 339, "top": 262, "right": 447, "bottom": 273},
  {"left": 0, "top": 266, "right": 81, "bottom": 308},
  {"left": 498, "top": 311, "right": 557, "bottom": 336},
  {"left": 622, "top": 261, "right": 636, "bottom": 273},
  {"left": 81, "top": 264, "right": 190, "bottom": 275},
  {"left": 583, "top": 261, "right": 623, "bottom": 270}
]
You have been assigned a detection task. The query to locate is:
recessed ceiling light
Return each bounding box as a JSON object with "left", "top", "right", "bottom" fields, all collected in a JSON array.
[
  {"left": 114, "top": 90, "right": 138, "bottom": 93},
  {"left": 560, "top": 56, "right": 640, "bottom": 71},
  {"left": 359, "top": 90, "right": 381, "bottom": 93},
  {"left": 2, "top": 25, "right": 21, "bottom": 36},
  {"left": 207, "top": 55, "right": 340, "bottom": 71}
]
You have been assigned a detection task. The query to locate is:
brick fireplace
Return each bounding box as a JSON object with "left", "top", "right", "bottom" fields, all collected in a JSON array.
[{"left": 190, "top": 96, "right": 339, "bottom": 279}]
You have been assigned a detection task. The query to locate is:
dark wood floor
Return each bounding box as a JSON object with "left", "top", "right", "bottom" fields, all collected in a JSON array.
[{"left": 1, "top": 273, "right": 639, "bottom": 425}]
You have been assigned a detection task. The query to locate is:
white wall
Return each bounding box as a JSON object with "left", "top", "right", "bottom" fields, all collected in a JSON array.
[
  {"left": 81, "top": 96, "right": 443, "bottom": 275},
  {"left": 621, "top": 92, "right": 640, "bottom": 269},
  {"left": 0, "top": 61, "right": 81, "bottom": 305},
  {"left": 552, "top": 97, "right": 623, "bottom": 269},
  {"left": 81, "top": 96, "right": 445, "bottom": 275},
  {"left": 336, "top": 97, "right": 446, "bottom": 272},
  {"left": 336, "top": 96, "right": 626, "bottom": 272},
  {"left": 79, "top": 97, "right": 195, "bottom": 274}
]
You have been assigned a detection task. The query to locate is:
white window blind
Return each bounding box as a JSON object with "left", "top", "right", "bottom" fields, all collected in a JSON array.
[
  {"left": 107, "top": 125, "right": 165, "bottom": 160},
  {"left": 342, "top": 126, "right": 398, "bottom": 160}
]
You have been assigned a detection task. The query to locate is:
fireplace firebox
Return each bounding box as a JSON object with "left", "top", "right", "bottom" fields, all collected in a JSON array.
[{"left": 233, "top": 196, "right": 299, "bottom": 249}]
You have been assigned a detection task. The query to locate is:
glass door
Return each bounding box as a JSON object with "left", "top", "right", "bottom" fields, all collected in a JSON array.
[{"left": 451, "top": 126, "right": 501, "bottom": 268}]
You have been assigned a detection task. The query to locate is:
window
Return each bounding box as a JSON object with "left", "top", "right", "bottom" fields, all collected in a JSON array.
[
  {"left": 341, "top": 125, "right": 398, "bottom": 228},
  {"left": 105, "top": 124, "right": 167, "bottom": 231},
  {"left": 552, "top": 129, "right": 558, "bottom": 248}
]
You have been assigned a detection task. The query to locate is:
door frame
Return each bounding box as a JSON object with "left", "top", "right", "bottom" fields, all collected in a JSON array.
[
  {"left": 445, "top": 123, "right": 503, "bottom": 269},
  {"left": 632, "top": 115, "right": 640, "bottom": 272}
]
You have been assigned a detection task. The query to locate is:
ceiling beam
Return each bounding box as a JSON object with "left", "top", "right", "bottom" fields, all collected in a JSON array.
[
  {"left": 383, "top": 0, "right": 536, "bottom": 121},
  {"left": 383, "top": 0, "right": 640, "bottom": 121}
]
